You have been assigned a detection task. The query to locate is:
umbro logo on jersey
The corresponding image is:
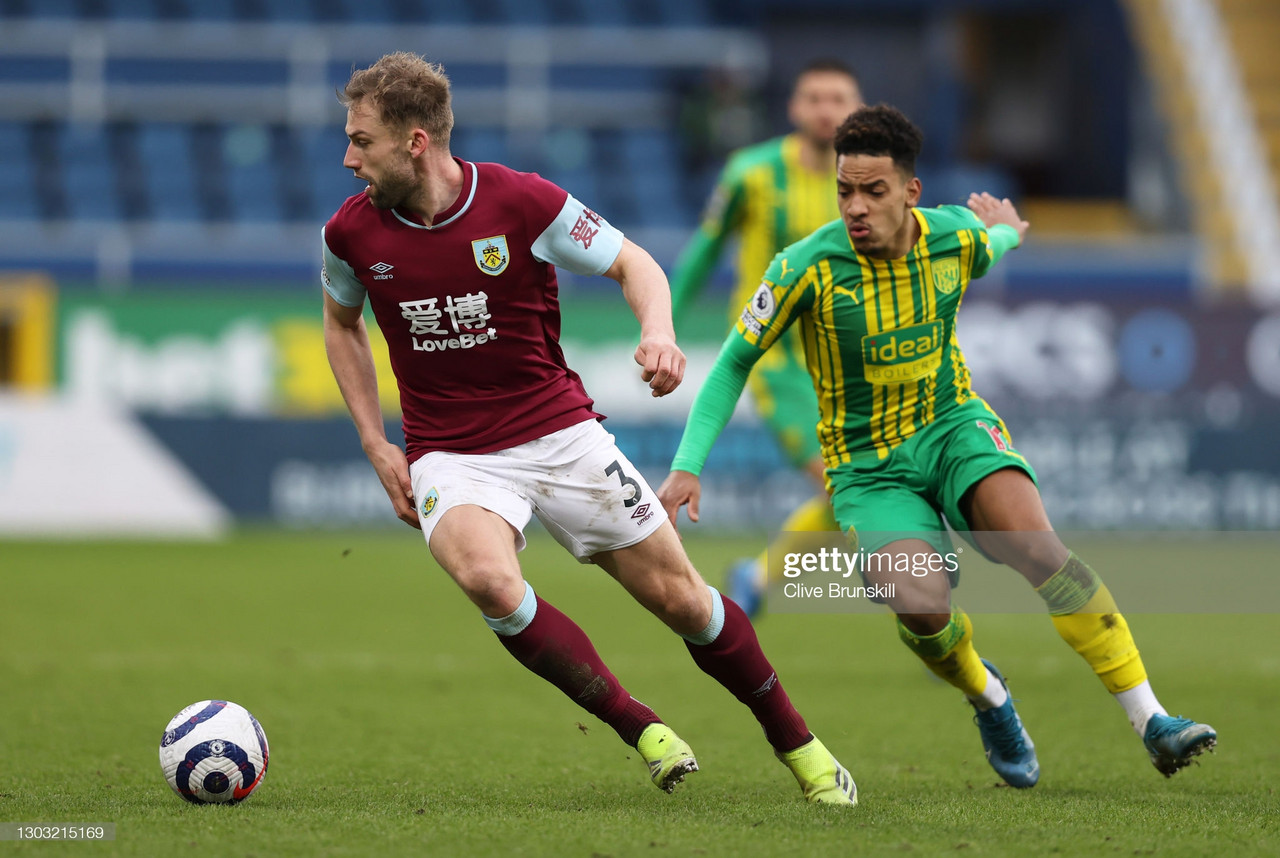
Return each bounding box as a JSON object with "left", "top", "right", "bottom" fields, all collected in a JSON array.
[{"left": 370, "top": 262, "right": 395, "bottom": 280}]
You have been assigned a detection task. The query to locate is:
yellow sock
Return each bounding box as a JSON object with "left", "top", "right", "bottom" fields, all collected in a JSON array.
[
  {"left": 1037, "top": 553, "right": 1147, "bottom": 693},
  {"left": 897, "top": 607, "right": 989, "bottom": 698},
  {"left": 759, "top": 496, "right": 839, "bottom": 585}
]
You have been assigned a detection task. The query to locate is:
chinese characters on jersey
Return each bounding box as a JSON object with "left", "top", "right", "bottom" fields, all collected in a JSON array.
[{"left": 401, "top": 292, "right": 498, "bottom": 353}]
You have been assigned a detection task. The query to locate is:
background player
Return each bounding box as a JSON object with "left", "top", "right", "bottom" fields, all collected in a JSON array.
[
  {"left": 321, "top": 52, "right": 857, "bottom": 805},
  {"left": 669, "top": 59, "right": 863, "bottom": 616},
  {"left": 658, "top": 104, "right": 1216, "bottom": 789}
]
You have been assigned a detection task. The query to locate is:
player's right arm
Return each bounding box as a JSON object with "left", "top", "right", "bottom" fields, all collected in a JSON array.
[
  {"left": 321, "top": 233, "right": 419, "bottom": 529},
  {"left": 967, "top": 191, "right": 1028, "bottom": 245},
  {"left": 658, "top": 250, "right": 816, "bottom": 528},
  {"left": 657, "top": 334, "right": 762, "bottom": 527},
  {"left": 964, "top": 192, "right": 1027, "bottom": 278},
  {"left": 668, "top": 159, "right": 747, "bottom": 322}
]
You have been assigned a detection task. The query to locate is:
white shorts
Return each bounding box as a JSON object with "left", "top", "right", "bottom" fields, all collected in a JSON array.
[{"left": 408, "top": 419, "right": 665, "bottom": 562}]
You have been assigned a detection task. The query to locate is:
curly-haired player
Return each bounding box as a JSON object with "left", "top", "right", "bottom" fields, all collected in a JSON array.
[
  {"left": 660, "top": 103, "right": 1216, "bottom": 789},
  {"left": 669, "top": 60, "right": 863, "bottom": 617}
]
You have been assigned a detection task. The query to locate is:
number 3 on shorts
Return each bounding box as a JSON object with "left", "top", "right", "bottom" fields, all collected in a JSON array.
[{"left": 605, "top": 460, "right": 643, "bottom": 508}]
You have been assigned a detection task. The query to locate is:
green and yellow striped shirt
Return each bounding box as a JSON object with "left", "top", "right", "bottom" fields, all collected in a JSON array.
[
  {"left": 670, "top": 134, "right": 838, "bottom": 326},
  {"left": 673, "top": 206, "right": 1019, "bottom": 473}
]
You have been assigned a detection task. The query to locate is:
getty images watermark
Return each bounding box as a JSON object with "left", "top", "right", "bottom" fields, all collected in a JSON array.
[
  {"left": 778, "top": 545, "right": 960, "bottom": 603},
  {"left": 768, "top": 531, "right": 965, "bottom": 613},
  {"left": 766, "top": 530, "right": 1280, "bottom": 614}
]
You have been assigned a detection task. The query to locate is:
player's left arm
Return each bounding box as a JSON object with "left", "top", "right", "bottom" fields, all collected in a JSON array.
[
  {"left": 526, "top": 185, "right": 683, "bottom": 397},
  {"left": 602, "top": 238, "right": 685, "bottom": 398},
  {"left": 965, "top": 191, "right": 1027, "bottom": 275}
]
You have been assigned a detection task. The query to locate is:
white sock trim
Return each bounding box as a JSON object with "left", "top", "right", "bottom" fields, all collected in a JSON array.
[
  {"left": 483, "top": 581, "right": 537, "bottom": 636},
  {"left": 1114, "top": 679, "right": 1167, "bottom": 736},
  {"left": 681, "top": 585, "right": 726, "bottom": 646},
  {"left": 968, "top": 668, "right": 1009, "bottom": 711}
]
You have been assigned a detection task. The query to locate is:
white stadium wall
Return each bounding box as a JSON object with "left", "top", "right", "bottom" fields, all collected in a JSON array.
[{"left": 0, "top": 393, "right": 229, "bottom": 538}]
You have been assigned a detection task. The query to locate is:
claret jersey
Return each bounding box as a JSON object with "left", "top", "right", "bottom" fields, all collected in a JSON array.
[{"left": 322, "top": 158, "right": 625, "bottom": 462}]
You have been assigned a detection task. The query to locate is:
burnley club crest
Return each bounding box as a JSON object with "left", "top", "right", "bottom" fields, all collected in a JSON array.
[{"left": 472, "top": 236, "right": 509, "bottom": 276}]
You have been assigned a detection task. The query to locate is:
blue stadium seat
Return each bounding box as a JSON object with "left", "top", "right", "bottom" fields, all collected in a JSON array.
[
  {"left": 557, "top": 0, "right": 628, "bottom": 26},
  {"left": 0, "top": 56, "right": 70, "bottom": 83},
  {"left": 57, "top": 123, "right": 120, "bottom": 221},
  {"left": 546, "top": 168, "right": 600, "bottom": 212},
  {"left": 262, "top": 0, "right": 323, "bottom": 21},
  {"left": 0, "top": 0, "right": 750, "bottom": 248},
  {"left": 105, "top": 122, "right": 148, "bottom": 220},
  {"left": 624, "top": 0, "right": 667, "bottom": 25},
  {"left": 539, "top": 0, "right": 569, "bottom": 23},
  {"left": 653, "top": 0, "right": 711, "bottom": 26},
  {"left": 222, "top": 124, "right": 281, "bottom": 222},
  {"left": 301, "top": 126, "right": 366, "bottom": 218},
  {"left": 548, "top": 65, "right": 663, "bottom": 91},
  {"left": 384, "top": 0, "right": 471, "bottom": 24},
  {"left": 621, "top": 129, "right": 686, "bottom": 227},
  {"left": 623, "top": 129, "right": 680, "bottom": 170},
  {"left": 0, "top": 123, "right": 37, "bottom": 220},
  {"left": 917, "top": 163, "right": 1019, "bottom": 209},
  {"left": 340, "top": 0, "right": 393, "bottom": 22},
  {"left": 584, "top": 127, "right": 633, "bottom": 223},
  {"left": 269, "top": 125, "right": 313, "bottom": 222},
  {"left": 8, "top": 0, "right": 77, "bottom": 18},
  {"left": 231, "top": 0, "right": 271, "bottom": 20},
  {"left": 444, "top": 62, "right": 506, "bottom": 88},
  {"left": 107, "top": 0, "right": 163, "bottom": 19},
  {"left": 536, "top": 127, "right": 593, "bottom": 199},
  {"left": 73, "top": 0, "right": 110, "bottom": 19},
  {"left": 211, "top": 0, "right": 252, "bottom": 20},
  {"left": 106, "top": 57, "right": 288, "bottom": 86},
  {"left": 137, "top": 123, "right": 202, "bottom": 222},
  {"left": 167, "top": 0, "right": 238, "bottom": 21},
  {"left": 456, "top": 128, "right": 507, "bottom": 165},
  {"left": 147, "top": 0, "right": 184, "bottom": 20},
  {"left": 494, "top": 0, "right": 550, "bottom": 25}
]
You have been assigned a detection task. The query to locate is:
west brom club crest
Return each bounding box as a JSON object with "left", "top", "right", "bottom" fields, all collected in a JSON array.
[
  {"left": 472, "top": 236, "right": 509, "bottom": 276},
  {"left": 932, "top": 257, "right": 961, "bottom": 295}
]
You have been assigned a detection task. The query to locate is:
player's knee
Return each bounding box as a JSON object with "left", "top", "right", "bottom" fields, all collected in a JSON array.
[
  {"left": 891, "top": 587, "right": 952, "bottom": 629},
  {"left": 454, "top": 565, "right": 525, "bottom": 617},
  {"left": 652, "top": 578, "right": 712, "bottom": 635},
  {"left": 1011, "top": 535, "right": 1070, "bottom": 585}
]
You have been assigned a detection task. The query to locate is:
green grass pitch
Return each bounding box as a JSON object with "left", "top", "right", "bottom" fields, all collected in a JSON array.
[{"left": 2, "top": 531, "right": 1277, "bottom": 857}]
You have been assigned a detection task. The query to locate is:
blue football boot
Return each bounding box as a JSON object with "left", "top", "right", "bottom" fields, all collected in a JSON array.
[
  {"left": 1143, "top": 714, "right": 1216, "bottom": 777},
  {"left": 971, "top": 659, "right": 1040, "bottom": 788}
]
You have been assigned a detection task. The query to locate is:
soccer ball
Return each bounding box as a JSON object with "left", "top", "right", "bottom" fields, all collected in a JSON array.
[{"left": 158, "top": 700, "right": 269, "bottom": 804}]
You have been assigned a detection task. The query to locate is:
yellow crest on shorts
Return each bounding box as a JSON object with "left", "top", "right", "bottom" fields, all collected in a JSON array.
[
  {"left": 472, "top": 236, "right": 509, "bottom": 276},
  {"left": 932, "top": 257, "right": 961, "bottom": 295}
]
